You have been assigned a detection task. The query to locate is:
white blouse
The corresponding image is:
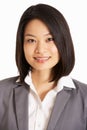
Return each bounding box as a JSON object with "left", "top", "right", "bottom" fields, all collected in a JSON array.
[{"left": 24, "top": 72, "right": 75, "bottom": 130}]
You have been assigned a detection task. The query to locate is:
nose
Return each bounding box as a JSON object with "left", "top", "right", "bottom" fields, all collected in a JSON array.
[{"left": 35, "top": 41, "right": 47, "bottom": 54}]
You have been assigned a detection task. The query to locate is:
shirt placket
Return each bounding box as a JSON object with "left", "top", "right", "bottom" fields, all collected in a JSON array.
[{"left": 35, "top": 105, "right": 44, "bottom": 130}]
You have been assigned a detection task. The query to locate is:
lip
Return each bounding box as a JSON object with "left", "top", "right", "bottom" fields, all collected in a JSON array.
[{"left": 34, "top": 56, "right": 51, "bottom": 63}]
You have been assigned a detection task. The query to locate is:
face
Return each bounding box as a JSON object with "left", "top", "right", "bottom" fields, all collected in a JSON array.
[{"left": 23, "top": 19, "right": 60, "bottom": 72}]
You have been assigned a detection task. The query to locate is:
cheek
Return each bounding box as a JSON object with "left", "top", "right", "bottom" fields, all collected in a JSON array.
[
  {"left": 51, "top": 46, "right": 59, "bottom": 55},
  {"left": 51, "top": 46, "right": 60, "bottom": 60},
  {"left": 23, "top": 45, "right": 32, "bottom": 59},
  {"left": 51, "top": 47, "right": 58, "bottom": 53}
]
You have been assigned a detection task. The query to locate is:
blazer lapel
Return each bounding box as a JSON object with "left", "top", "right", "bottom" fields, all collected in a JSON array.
[
  {"left": 14, "top": 83, "right": 29, "bottom": 130},
  {"left": 47, "top": 87, "right": 72, "bottom": 130}
]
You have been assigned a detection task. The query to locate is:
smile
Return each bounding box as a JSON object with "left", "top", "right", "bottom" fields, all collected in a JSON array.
[{"left": 34, "top": 57, "right": 50, "bottom": 63}]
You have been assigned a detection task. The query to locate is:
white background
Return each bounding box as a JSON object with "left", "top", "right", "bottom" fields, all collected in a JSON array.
[{"left": 0, "top": 0, "right": 87, "bottom": 83}]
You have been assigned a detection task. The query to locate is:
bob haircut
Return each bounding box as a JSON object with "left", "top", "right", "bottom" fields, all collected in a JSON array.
[{"left": 16, "top": 3, "right": 75, "bottom": 83}]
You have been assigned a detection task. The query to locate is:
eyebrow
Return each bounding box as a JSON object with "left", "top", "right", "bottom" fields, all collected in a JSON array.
[
  {"left": 24, "top": 33, "right": 52, "bottom": 37},
  {"left": 24, "top": 34, "right": 36, "bottom": 38}
]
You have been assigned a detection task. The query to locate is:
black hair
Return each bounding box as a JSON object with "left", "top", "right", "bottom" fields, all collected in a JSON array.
[{"left": 16, "top": 3, "right": 75, "bottom": 82}]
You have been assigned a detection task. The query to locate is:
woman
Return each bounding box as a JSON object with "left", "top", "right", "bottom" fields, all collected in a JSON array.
[{"left": 0, "top": 3, "right": 87, "bottom": 130}]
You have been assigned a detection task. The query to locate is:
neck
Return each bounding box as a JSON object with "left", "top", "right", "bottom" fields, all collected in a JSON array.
[
  {"left": 31, "top": 69, "right": 56, "bottom": 100},
  {"left": 31, "top": 69, "right": 51, "bottom": 84}
]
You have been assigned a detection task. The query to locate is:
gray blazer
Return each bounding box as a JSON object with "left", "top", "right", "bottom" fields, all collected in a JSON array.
[{"left": 0, "top": 76, "right": 87, "bottom": 130}]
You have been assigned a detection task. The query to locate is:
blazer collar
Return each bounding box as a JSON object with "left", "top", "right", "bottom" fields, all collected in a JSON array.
[
  {"left": 47, "top": 88, "right": 73, "bottom": 130},
  {"left": 14, "top": 82, "right": 29, "bottom": 130}
]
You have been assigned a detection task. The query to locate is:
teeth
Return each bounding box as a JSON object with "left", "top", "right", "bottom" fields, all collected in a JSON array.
[
  {"left": 35, "top": 57, "right": 49, "bottom": 60},
  {"left": 34, "top": 57, "right": 50, "bottom": 62}
]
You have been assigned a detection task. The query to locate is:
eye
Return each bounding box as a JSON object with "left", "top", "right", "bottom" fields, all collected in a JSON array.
[
  {"left": 25, "top": 39, "right": 36, "bottom": 44},
  {"left": 46, "top": 37, "right": 54, "bottom": 43}
]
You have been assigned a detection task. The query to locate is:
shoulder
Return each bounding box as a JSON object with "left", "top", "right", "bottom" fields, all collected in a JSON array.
[
  {"left": 0, "top": 76, "right": 19, "bottom": 89},
  {"left": 73, "top": 79, "right": 87, "bottom": 91},
  {"left": 0, "top": 77, "right": 19, "bottom": 120},
  {"left": 0, "top": 76, "right": 19, "bottom": 103},
  {"left": 72, "top": 79, "right": 87, "bottom": 119},
  {"left": 73, "top": 79, "right": 87, "bottom": 98}
]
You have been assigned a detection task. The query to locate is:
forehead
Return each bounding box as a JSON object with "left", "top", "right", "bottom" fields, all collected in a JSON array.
[{"left": 24, "top": 19, "right": 50, "bottom": 35}]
